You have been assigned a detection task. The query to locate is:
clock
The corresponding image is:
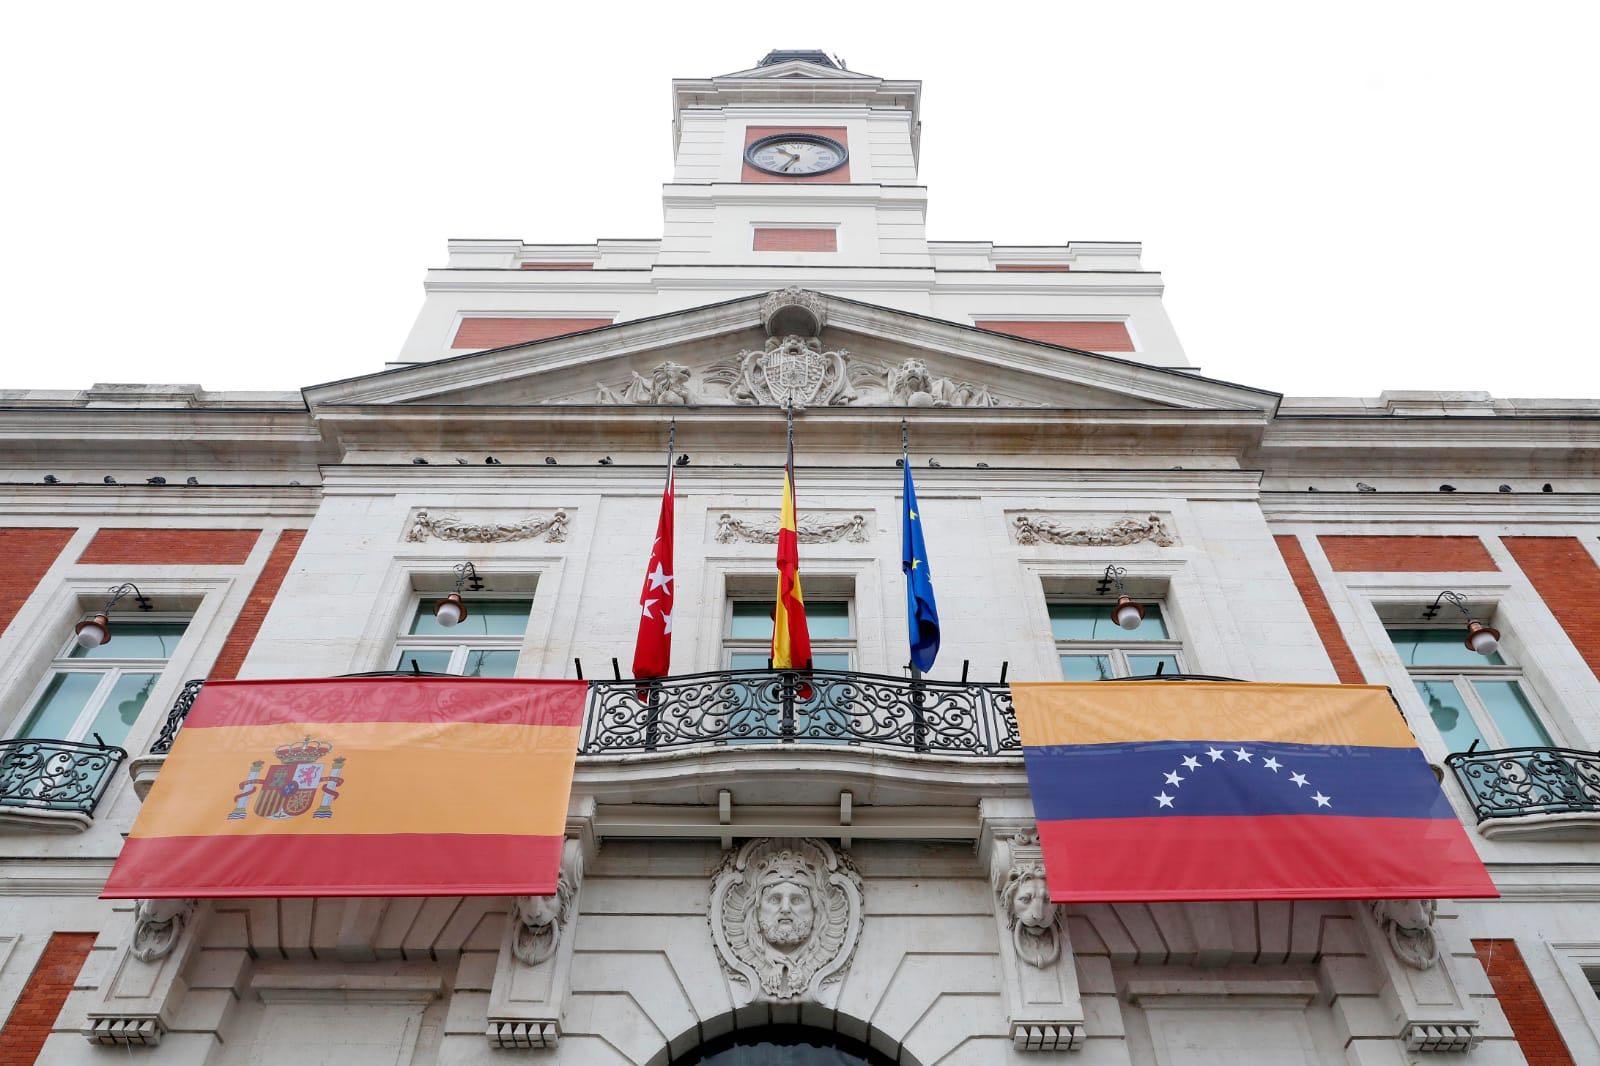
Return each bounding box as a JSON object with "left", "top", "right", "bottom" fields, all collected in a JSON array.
[{"left": 745, "top": 133, "right": 848, "bottom": 177}]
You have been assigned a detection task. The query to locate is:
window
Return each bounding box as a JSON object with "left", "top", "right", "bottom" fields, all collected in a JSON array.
[
  {"left": 12, "top": 618, "right": 189, "bottom": 748},
  {"left": 724, "top": 600, "right": 853, "bottom": 671},
  {"left": 393, "top": 598, "right": 530, "bottom": 678},
  {"left": 1050, "top": 602, "right": 1184, "bottom": 680},
  {"left": 1388, "top": 626, "right": 1554, "bottom": 753}
]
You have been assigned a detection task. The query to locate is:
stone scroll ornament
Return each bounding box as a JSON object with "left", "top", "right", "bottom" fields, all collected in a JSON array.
[
  {"left": 405, "top": 509, "right": 568, "bottom": 544},
  {"left": 709, "top": 837, "right": 864, "bottom": 1002},
  {"left": 1012, "top": 512, "right": 1175, "bottom": 547},
  {"left": 716, "top": 512, "right": 869, "bottom": 545}
]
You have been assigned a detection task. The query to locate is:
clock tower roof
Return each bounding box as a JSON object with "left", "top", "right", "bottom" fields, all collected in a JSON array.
[{"left": 757, "top": 49, "right": 841, "bottom": 69}]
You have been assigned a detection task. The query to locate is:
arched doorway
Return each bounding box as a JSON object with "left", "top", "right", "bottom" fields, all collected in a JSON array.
[{"left": 671, "top": 1025, "right": 899, "bottom": 1065}]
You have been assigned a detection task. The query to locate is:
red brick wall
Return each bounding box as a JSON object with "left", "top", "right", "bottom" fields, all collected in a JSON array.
[
  {"left": 973, "top": 319, "right": 1135, "bottom": 352},
  {"left": 0, "top": 528, "right": 75, "bottom": 640},
  {"left": 450, "top": 317, "right": 612, "bottom": 350},
  {"left": 752, "top": 227, "right": 838, "bottom": 252},
  {"left": 742, "top": 126, "right": 851, "bottom": 183},
  {"left": 1472, "top": 939, "right": 1575, "bottom": 1066},
  {"left": 518, "top": 262, "right": 593, "bottom": 269},
  {"left": 0, "top": 932, "right": 95, "bottom": 1065},
  {"left": 1504, "top": 537, "right": 1600, "bottom": 681},
  {"left": 208, "top": 529, "right": 307, "bottom": 680},
  {"left": 1274, "top": 535, "right": 1366, "bottom": 684},
  {"left": 78, "top": 528, "right": 260, "bottom": 566},
  {"left": 995, "top": 263, "right": 1071, "bottom": 271},
  {"left": 1319, "top": 535, "right": 1498, "bottom": 573}
]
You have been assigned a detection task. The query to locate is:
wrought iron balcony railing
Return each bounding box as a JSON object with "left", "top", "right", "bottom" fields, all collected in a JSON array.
[
  {"left": 0, "top": 737, "right": 128, "bottom": 816},
  {"left": 1445, "top": 746, "right": 1600, "bottom": 822},
  {"left": 581, "top": 668, "right": 1020, "bottom": 756},
  {"left": 150, "top": 678, "right": 205, "bottom": 754}
]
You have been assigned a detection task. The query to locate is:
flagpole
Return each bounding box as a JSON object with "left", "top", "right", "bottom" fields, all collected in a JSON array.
[{"left": 664, "top": 417, "right": 676, "bottom": 491}]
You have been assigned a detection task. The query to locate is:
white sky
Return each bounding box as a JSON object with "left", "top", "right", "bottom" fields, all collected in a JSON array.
[{"left": 3, "top": 2, "right": 1595, "bottom": 399}]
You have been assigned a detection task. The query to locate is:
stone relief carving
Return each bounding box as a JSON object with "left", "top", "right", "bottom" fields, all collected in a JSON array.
[
  {"left": 704, "top": 335, "right": 855, "bottom": 409},
  {"left": 709, "top": 837, "right": 864, "bottom": 1002},
  {"left": 510, "top": 855, "right": 581, "bottom": 967},
  {"left": 997, "top": 847, "right": 1062, "bottom": 969},
  {"left": 1369, "top": 898, "right": 1440, "bottom": 970},
  {"left": 856, "top": 357, "right": 999, "bottom": 408},
  {"left": 594, "top": 360, "right": 693, "bottom": 404},
  {"left": 1012, "top": 512, "right": 1175, "bottom": 547},
  {"left": 130, "top": 898, "right": 195, "bottom": 963},
  {"left": 405, "top": 508, "right": 568, "bottom": 544},
  {"left": 761, "top": 286, "right": 827, "bottom": 338},
  {"left": 716, "top": 511, "right": 869, "bottom": 545}
]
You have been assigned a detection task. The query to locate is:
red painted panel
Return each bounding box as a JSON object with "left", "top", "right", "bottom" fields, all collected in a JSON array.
[
  {"left": 753, "top": 228, "right": 837, "bottom": 252},
  {"left": 1473, "top": 939, "right": 1575, "bottom": 1065},
  {"left": 974, "top": 319, "right": 1134, "bottom": 352},
  {"left": 1503, "top": 537, "right": 1600, "bottom": 681},
  {"left": 0, "top": 932, "right": 95, "bottom": 1064},
  {"left": 1274, "top": 535, "right": 1366, "bottom": 684},
  {"left": 1320, "top": 536, "right": 1498, "bottom": 573},
  {"left": 450, "top": 317, "right": 613, "bottom": 349},
  {"left": 0, "top": 528, "right": 75, "bottom": 640},
  {"left": 78, "top": 528, "right": 260, "bottom": 565},
  {"left": 519, "top": 262, "right": 593, "bottom": 269},
  {"left": 995, "top": 264, "right": 1071, "bottom": 271},
  {"left": 208, "top": 529, "right": 306, "bottom": 680}
]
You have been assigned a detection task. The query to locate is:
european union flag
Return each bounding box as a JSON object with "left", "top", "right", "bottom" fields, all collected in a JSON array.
[{"left": 901, "top": 463, "right": 940, "bottom": 672}]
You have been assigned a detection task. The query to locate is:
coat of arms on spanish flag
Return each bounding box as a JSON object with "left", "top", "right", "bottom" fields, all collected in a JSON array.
[{"left": 103, "top": 677, "right": 583, "bottom": 898}]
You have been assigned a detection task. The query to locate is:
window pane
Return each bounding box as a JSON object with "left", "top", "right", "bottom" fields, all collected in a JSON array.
[
  {"left": 1127, "top": 654, "right": 1181, "bottom": 678},
  {"left": 395, "top": 649, "right": 454, "bottom": 674},
  {"left": 85, "top": 672, "right": 158, "bottom": 747},
  {"left": 1049, "top": 602, "right": 1168, "bottom": 641},
  {"left": 730, "top": 651, "right": 771, "bottom": 670},
  {"left": 1415, "top": 680, "right": 1485, "bottom": 753},
  {"left": 461, "top": 650, "right": 519, "bottom": 679},
  {"left": 730, "top": 602, "right": 774, "bottom": 640},
  {"left": 1387, "top": 627, "right": 1504, "bottom": 667},
  {"left": 812, "top": 652, "right": 851, "bottom": 671},
  {"left": 409, "top": 598, "right": 530, "bottom": 637},
  {"left": 68, "top": 620, "right": 188, "bottom": 660},
  {"left": 807, "top": 602, "right": 850, "bottom": 640},
  {"left": 1473, "top": 680, "right": 1553, "bottom": 748},
  {"left": 730, "top": 600, "right": 849, "bottom": 641},
  {"left": 1061, "top": 655, "right": 1114, "bottom": 682},
  {"left": 19, "top": 673, "right": 102, "bottom": 739}
]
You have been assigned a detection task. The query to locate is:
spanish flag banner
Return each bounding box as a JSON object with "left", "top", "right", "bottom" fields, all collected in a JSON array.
[
  {"left": 1013, "top": 682, "right": 1497, "bottom": 902},
  {"left": 103, "top": 678, "right": 583, "bottom": 898},
  {"left": 771, "top": 457, "right": 812, "bottom": 671}
]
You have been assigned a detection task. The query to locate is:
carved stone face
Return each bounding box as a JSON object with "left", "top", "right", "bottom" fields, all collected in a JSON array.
[
  {"left": 1380, "top": 897, "right": 1433, "bottom": 932},
  {"left": 519, "top": 892, "right": 563, "bottom": 929},
  {"left": 897, "top": 359, "right": 933, "bottom": 393},
  {"left": 1009, "top": 873, "right": 1057, "bottom": 931},
  {"left": 758, "top": 879, "right": 815, "bottom": 948}
]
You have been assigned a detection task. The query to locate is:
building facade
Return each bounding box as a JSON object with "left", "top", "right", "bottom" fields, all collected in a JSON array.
[{"left": 2, "top": 50, "right": 1599, "bottom": 1065}]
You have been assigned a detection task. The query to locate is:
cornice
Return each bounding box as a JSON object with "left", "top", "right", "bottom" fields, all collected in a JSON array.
[
  {"left": 0, "top": 484, "right": 321, "bottom": 516},
  {"left": 1261, "top": 492, "right": 1600, "bottom": 524}
]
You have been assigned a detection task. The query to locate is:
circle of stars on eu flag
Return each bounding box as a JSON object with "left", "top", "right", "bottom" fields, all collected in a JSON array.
[{"left": 1153, "top": 746, "right": 1333, "bottom": 811}]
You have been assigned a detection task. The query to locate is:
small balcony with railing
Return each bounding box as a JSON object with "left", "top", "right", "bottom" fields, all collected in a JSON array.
[
  {"left": 1444, "top": 745, "right": 1600, "bottom": 840},
  {"left": 0, "top": 736, "right": 127, "bottom": 832}
]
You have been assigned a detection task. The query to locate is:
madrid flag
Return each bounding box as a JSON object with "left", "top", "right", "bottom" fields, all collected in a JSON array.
[
  {"left": 1012, "top": 681, "right": 1498, "bottom": 902},
  {"left": 632, "top": 469, "right": 675, "bottom": 678},
  {"left": 104, "top": 677, "right": 582, "bottom": 898}
]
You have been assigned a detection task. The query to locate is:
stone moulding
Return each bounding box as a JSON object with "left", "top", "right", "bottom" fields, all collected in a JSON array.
[
  {"left": 1011, "top": 512, "right": 1175, "bottom": 548},
  {"left": 716, "top": 511, "right": 869, "bottom": 545},
  {"left": 404, "top": 508, "right": 568, "bottom": 544}
]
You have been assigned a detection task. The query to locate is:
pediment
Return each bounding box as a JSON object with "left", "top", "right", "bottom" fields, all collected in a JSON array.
[
  {"left": 303, "top": 291, "right": 1279, "bottom": 417},
  {"left": 714, "top": 59, "right": 876, "bottom": 82}
]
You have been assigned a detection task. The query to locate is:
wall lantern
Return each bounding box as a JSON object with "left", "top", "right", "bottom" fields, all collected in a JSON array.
[
  {"left": 433, "top": 562, "right": 484, "bottom": 628},
  {"left": 1424, "top": 590, "right": 1501, "bottom": 656},
  {"left": 1097, "top": 564, "right": 1145, "bottom": 631},
  {"left": 74, "top": 582, "right": 154, "bottom": 649}
]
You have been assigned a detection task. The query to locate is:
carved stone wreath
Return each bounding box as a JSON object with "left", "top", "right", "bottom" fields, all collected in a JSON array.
[
  {"left": 716, "top": 512, "right": 869, "bottom": 545},
  {"left": 1012, "top": 513, "right": 1175, "bottom": 548},
  {"left": 708, "top": 837, "right": 864, "bottom": 1002},
  {"left": 405, "top": 509, "right": 568, "bottom": 544}
]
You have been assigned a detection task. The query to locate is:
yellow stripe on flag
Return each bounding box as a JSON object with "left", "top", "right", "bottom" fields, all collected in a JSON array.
[
  {"left": 1011, "top": 682, "right": 1418, "bottom": 749},
  {"left": 133, "top": 721, "right": 578, "bottom": 839}
]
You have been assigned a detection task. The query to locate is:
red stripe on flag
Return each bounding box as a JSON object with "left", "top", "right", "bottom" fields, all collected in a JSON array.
[
  {"left": 184, "top": 678, "right": 588, "bottom": 729},
  {"left": 103, "top": 832, "right": 565, "bottom": 898},
  {"left": 1037, "top": 814, "right": 1499, "bottom": 902}
]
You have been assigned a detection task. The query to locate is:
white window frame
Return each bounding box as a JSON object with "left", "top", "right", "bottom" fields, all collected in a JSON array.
[
  {"left": 1050, "top": 599, "right": 1187, "bottom": 680},
  {"left": 723, "top": 597, "right": 856, "bottom": 670},
  {"left": 1386, "top": 621, "right": 1558, "bottom": 750},
  {"left": 6, "top": 612, "right": 190, "bottom": 746},
  {"left": 391, "top": 595, "right": 532, "bottom": 676}
]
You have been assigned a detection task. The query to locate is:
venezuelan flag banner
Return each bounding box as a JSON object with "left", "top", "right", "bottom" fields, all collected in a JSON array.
[
  {"left": 1012, "top": 682, "right": 1498, "bottom": 902},
  {"left": 103, "top": 678, "right": 583, "bottom": 898}
]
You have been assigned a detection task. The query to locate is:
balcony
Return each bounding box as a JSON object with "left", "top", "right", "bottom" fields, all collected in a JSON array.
[
  {"left": 0, "top": 737, "right": 128, "bottom": 832},
  {"left": 1445, "top": 746, "right": 1600, "bottom": 840}
]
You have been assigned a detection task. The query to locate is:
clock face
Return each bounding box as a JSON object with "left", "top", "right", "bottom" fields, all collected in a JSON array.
[{"left": 745, "top": 134, "right": 848, "bottom": 177}]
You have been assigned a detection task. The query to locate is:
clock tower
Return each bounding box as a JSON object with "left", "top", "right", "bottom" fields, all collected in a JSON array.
[{"left": 661, "top": 50, "right": 930, "bottom": 267}]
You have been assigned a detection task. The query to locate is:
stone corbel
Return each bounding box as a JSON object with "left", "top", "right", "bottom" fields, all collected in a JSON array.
[
  {"left": 485, "top": 838, "right": 585, "bottom": 1050},
  {"left": 989, "top": 826, "right": 1085, "bottom": 1052},
  {"left": 1352, "top": 899, "right": 1482, "bottom": 1053},
  {"left": 83, "top": 899, "right": 206, "bottom": 1047}
]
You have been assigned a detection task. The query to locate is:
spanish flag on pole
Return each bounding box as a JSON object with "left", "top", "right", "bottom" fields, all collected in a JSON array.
[{"left": 771, "top": 410, "right": 812, "bottom": 672}]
